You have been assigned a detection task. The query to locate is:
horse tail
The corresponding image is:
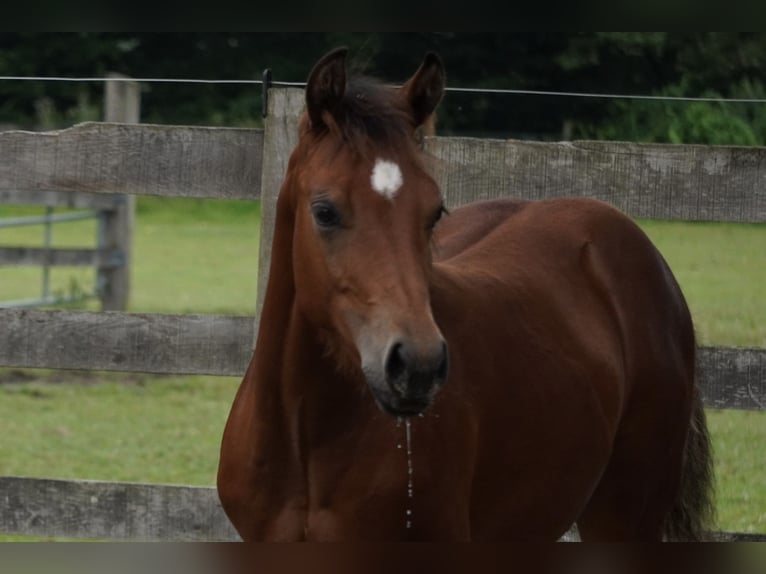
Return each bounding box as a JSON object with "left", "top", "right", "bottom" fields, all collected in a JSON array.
[{"left": 662, "top": 383, "right": 716, "bottom": 541}]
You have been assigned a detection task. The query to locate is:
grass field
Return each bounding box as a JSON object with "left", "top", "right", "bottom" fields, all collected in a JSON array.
[{"left": 0, "top": 197, "right": 764, "bottom": 536}]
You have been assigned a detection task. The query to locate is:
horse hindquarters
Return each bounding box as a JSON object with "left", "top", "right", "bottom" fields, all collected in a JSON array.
[
  {"left": 578, "top": 381, "right": 713, "bottom": 541},
  {"left": 573, "top": 207, "right": 713, "bottom": 541}
]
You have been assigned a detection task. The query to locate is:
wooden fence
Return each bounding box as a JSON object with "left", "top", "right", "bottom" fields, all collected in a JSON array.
[
  {"left": 0, "top": 74, "right": 139, "bottom": 310},
  {"left": 0, "top": 88, "right": 764, "bottom": 541}
]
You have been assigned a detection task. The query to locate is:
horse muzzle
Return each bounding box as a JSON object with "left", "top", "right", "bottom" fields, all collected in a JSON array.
[{"left": 363, "top": 337, "right": 449, "bottom": 417}]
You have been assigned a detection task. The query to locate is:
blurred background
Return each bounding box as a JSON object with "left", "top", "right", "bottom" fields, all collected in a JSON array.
[{"left": 2, "top": 32, "right": 765, "bottom": 143}]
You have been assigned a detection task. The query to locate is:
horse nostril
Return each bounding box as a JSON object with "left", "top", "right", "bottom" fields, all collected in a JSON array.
[
  {"left": 385, "top": 342, "right": 408, "bottom": 383},
  {"left": 436, "top": 341, "right": 449, "bottom": 382},
  {"left": 383, "top": 339, "right": 447, "bottom": 400}
]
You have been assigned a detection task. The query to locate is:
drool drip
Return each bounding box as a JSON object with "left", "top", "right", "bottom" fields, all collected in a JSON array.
[
  {"left": 405, "top": 418, "right": 414, "bottom": 529},
  {"left": 396, "top": 417, "right": 415, "bottom": 530}
]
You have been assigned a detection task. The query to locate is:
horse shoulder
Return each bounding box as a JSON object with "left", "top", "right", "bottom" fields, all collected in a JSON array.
[{"left": 433, "top": 199, "right": 529, "bottom": 261}]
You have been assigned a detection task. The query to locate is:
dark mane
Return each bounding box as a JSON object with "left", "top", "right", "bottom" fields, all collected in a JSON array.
[{"left": 323, "top": 76, "right": 414, "bottom": 152}]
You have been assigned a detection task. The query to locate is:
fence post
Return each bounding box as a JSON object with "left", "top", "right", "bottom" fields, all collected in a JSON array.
[
  {"left": 253, "top": 88, "right": 304, "bottom": 343},
  {"left": 99, "top": 73, "right": 139, "bottom": 310}
]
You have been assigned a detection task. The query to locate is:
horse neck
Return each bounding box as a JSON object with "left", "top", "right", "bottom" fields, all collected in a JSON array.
[
  {"left": 247, "top": 190, "right": 364, "bottom": 427},
  {"left": 248, "top": 191, "right": 301, "bottom": 404}
]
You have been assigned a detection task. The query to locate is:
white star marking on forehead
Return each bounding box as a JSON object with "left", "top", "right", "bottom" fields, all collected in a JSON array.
[{"left": 370, "top": 158, "right": 403, "bottom": 200}]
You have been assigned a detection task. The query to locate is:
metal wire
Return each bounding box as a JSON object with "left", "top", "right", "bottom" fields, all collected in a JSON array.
[
  {"left": 1, "top": 75, "right": 766, "bottom": 104},
  {"left": 0, "top": 76, "right": 264, "bottom": 85},
  {"left": 443, "top": 86, "right": 766, "bottom": 103}
]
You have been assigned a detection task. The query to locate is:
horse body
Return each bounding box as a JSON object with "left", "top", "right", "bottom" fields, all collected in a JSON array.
[
  {"left": 218, "top": 48, "right": 713, "bottom": 541},
  {"left": 431, "top": 197, "right": 697, "bottom": 540}
]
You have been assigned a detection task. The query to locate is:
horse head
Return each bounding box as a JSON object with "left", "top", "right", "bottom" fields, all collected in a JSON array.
[{"left": 282, "top": 47, "right": 448, "bottom": 416}]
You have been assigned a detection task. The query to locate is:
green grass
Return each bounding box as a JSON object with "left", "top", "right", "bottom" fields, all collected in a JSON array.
[
  {"left": 0, "top": 371, "right": 238, "bottom": 486},
  {"left": 707, "top": 409, "right": 766, "bottom": 533},
  {"left": 0, "top": 200, "right": 764, "bottom": 536},
  {"left": 131, "top": 198, "right": 260, "bottom": 314},
  {"left": 640, "top": 219, "right": 766, "bottom": 347}
]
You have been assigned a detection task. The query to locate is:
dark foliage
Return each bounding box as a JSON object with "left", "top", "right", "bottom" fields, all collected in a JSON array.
[{"left": 1, "top": 33, "right": 764, "bottom": 144}]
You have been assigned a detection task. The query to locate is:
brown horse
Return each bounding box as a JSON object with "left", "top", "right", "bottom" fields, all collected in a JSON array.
[{"left": 217, "top": 48, "right": 714, "bottom": 541}]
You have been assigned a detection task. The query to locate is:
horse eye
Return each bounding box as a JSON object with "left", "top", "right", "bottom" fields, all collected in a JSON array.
[
  {"left": 429, "top": 204, "right": 448, "bottom": 230},
  {"left": 311, "top": 202, "right": 341, "bottom": 228}
]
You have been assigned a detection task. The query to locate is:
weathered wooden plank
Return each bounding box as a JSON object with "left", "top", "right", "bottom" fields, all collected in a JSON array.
[
  {"left": 0, "top": 309, "right": 253, "bottom": 376},
  {"left": 0, "top": 475, "right": 761, "bottom": 541},
  {"left": 558, "top": 526, "right": 766, "bottom": 542},
  {"left": 0, "top": 309, "right": 762, "bottom": 409},
  {"left": 426, "top": 137, "right": 766, "bottom": 223},
  {"left": 2, "top": 107, "right": 765, "bottom": 222},
  {"left": 699, "top": 346, "right": 766, "bottom": 410},
  {"left": 0, "top": 476, "right": 239, "bottom": 541},
  {"left": 0, "top": 123, "right": 264, "bottom": 200},
  {"left": 708, "top": 531, "right": 766, "bottom": 542},
  {"left": 0, "top": 189, "right": 123, "bottom": 209},
  {"left": 0, "top": 246, "right": 121, "bottom": 267},
  {"left": 2, "top": 112, "right": 764, "bottom": 222}
]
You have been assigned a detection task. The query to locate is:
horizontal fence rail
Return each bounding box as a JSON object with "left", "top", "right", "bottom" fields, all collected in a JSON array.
[
  {"left": 1, "top": 475, "right": 763, "bottom": 542},
  {"left": 0, "top": 309, "right": 763, "bottom": 410},
  {"left": 0, "top": 210, "right": 99, "bottom": 228},
  {"left": 0, "top": 123, "right": 264, "bottom": 200},
  {"left": 2, "top": 121, "right": 766, "bottom": 223},
  {"left": 0, "top": 246, "right": 123, "bottom": 268},
  {"left": 0, "top": 310, "right": 254, "bottom": 376},
  {"left": 0, "top": 476, "right": 239, "bottom": 541},
  {"left": 698, "top": 346, "right": 766, "bottom": 410},
  {"left": 427, "top": 138, "right": 766, "bottom": 223}
]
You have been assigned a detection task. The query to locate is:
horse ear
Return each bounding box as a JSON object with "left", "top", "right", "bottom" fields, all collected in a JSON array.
[
  {"left": 305, "top": 47, "right": 348, "bottom": 129},
  {"left": 400, "top": 52, "right": 446, "bottom": 128}
]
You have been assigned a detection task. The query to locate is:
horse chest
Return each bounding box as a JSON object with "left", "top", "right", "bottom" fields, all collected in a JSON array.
[{"left": 299, "top": 413, "right": 474, "bottom": 541}]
